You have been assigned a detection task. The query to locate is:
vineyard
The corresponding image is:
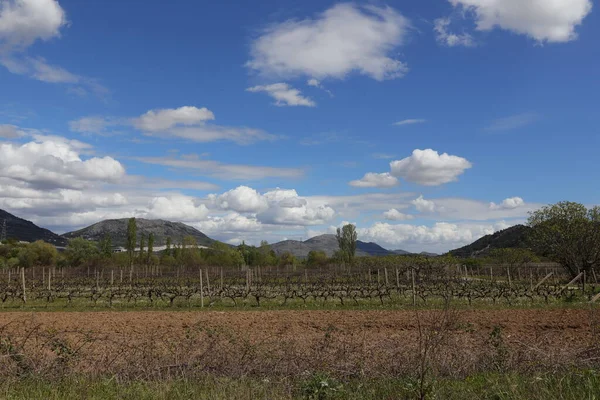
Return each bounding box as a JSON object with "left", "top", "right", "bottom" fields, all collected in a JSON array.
[{"left": 1, "top": 259, "right": 596, "bottom": 309}]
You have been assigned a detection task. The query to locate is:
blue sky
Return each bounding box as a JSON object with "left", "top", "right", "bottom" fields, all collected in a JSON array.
[{"left": 0, "top": 0, "right": 598, "bottom": 252}]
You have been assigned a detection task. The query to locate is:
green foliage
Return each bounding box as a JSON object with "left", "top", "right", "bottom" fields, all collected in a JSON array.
[
  {"left": 98, "top": 234, "right": 112, "bottom": 259},
  {"left": 528, "top": 201, "right": 600, "bottom": 277},
  {"left": 336, "top": 224, "right": 357, "bottom": 264},
  {"left": 489, "top": 248, "right": 539, "bottom": 267},
  {"left": 300, "top": 373, "right": 344, "bottom": 400},
  {"left": 147, "top": 233, "right": 155, "bottom": 263},
  {"left": 65, "top": 237, "right": 99, "bottom": 268},
  {"left": 307, "top": 250, "right": 329, "bottom": 267}
]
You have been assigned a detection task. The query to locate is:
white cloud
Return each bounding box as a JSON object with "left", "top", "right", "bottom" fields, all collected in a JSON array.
[
  {"left": 349, "top": 172, "right": 398, "bottom": 188},
  {"left": 412, "top": 195, "right": 437, "bottom": 213},
  {"left": 393, "top": 119, "right": 426, "bottom": 126},
  {"left": 390, "top": 149, "right": 472, "bottom": 186},
  {"left": 74, "top": 107, "right": 277, "bottom": 145},
  {"left": 136, "top": 155, "right": 304, "bottom": 181},
  {"left": 146, "top": 195, "right": 209, "bottom": 222},
  {"left": 247, "top": 3, "right": 410, "bottom": 81},
  {"left": 0, "top": 1, "right": 108, "bottom": 94},
  {"left": 434, "top": 18, "right": 475, "bottom": 47},
  {"left": 485, "top": 112, "right": 539, "bottom": 132},
  {"left": 307, "top": 78, "right": 320, "bottom": 87},
  {"left": 195, "top": 213, "right": 263, "bottom": 234},
  {"left": 0, "top": 0, "right": 66, "bottom": 50},
  {"left": 371, "top": 153, "right": 395, "bottom": 160},
  {"left": 208, "top": 186, "right": 268, "bottom": 213},
  {"left": 383, "top": 208, "right": 413, "bottom": 221},
  {"left": 358, "top": 221, "right": 511, "bottom": 253},
  {"left": 0, "top": 136, "right": 125, "bottom": 190},
  {"left": 489, "top": 197, "right": 525, "bottom": 210},
  {"left": 448, "top": 0, "right": 593, "bottom": 43},
  {"left": 246, "top": 83, "right": 315, "bottom": 107},
  {"left": 133, "top": 106, "right": 215, "bottom": 132}
]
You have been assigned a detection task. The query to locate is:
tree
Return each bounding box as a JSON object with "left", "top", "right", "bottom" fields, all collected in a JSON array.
[
  {"left": 336, "top": 224, "right": 358, "bottom": 264},
  {"left": 528, "top": 201, "right": 600, "bottom": 277},
  {"left": 165, "top": 236, "right": 172, "bottom": 257},
  {"left": 29, "top": 240, "right": 58, "bottom": 267},
  {"left": 65, "top": 238, "right": 99, "bottom": 268},
  {"left": 147, "top": 233, "right": 154, "bottom": 264},
  {"left": 139, "top": 233, "right": 146, "bottom": 263},
  {"left": 98, "top": 234, "right": 113, "bottom": 258},
  {"left": 126, "top": 217, "right": 137, "bottom": 274},
  {"left": 307, "top": 250, "right": 328, "bottom": 267}
]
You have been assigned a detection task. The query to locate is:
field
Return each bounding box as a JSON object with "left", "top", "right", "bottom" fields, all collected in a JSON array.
[{"left": 1, "top": 263, "right": 600, "bottom": 398}]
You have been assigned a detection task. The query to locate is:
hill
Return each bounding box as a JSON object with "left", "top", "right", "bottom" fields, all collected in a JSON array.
[
  {"left": 0, "top": 209, "right": 68, "bottom": 246},
  {"left": 62, "top": 218, "right": 214, "bottom": 248},
  {"left": 448, "top": 225, "right": 531, "bottom": 258},
  {"left": 271, "top": 234, "right": 400, "bottom": 258}
]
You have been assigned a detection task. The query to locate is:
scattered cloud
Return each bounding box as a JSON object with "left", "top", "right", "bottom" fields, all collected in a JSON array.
[
  {"left": 136, "top": 155, "right": 305, "bottom": 181},
  {"left": 247, "top": 3, "right": 410, "bottom": 81},
  {"left": 246, "top": 82, "right": 315, "bottom": 107},
  {"left": 434, "top": 18, "right": 475, "bottom": 47},
  {"left": 0, "top": 124, "right": 25, "bottom": 138},
  {"left": 349, "top": 172, "right": 399, "bottom": 188},
  {"left": 412, "top": 195, "right": 437, "bottom": 213},
  {"left": 485, "top": 112, "right": 539, "bottom": 132},
  {"left": 0, "top": 0, "right": 108, "bottom": 95},
  {"left": 393, "top": 119, "right": 426, "bottom": 126},
  {"left": 489, "top": 197, "right": 525, "bottom": 210},
  {"left": 448, "top": 0, "right": 593, "bottom": 43},
  {"left": 72, "top": 106, "right": 278, "bottom": 145},
  {"left": 383, "top": 208, "right": 413, "bottom": 221},
  {"left": 390, "top": 149, "right": 472, "bottom": 186}
]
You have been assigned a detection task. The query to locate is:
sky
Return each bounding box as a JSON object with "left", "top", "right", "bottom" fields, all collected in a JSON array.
[{"left": 0, "top": 0, "right": 598, "bottom": 253}]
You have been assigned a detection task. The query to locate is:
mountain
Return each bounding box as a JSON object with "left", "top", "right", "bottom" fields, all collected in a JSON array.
[
  {"left": 448, "top": 224, "right": 531, "bottom": 258},
  {"left": 0, "top": 209, "right": 68, "bottom": 246},
  {"left": 271, "top": 234, "right": 397, "bottom": 258},
  {"left": 62, "top": 218, "right": 214, "bottom": 248},
  {"left": 393, "top": 249, "right": 412, "bottom": 255},
  {"left": 420, "top": 252, "right": 439, "bottom": 257}
]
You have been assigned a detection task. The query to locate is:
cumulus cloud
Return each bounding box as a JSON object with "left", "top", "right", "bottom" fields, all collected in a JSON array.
[
  {"left": 434, "top": 18, "right": 475, "bottom": 47},
  {"left": 358, "top": 221, "right": 511, "bottom": 253},
  {"left": 412, "top": 195, "right": 437, "bottom": 213},
  {"left": 0, "top": 0, "right": 66, "bottom": 50},
  {"left": 208, "top": 186, "right": 268, "bottom": 213},
  {"left": 383, "top": 208, "right": 413, "bottom": 221},
  {"left": 393, "top": 119, "right": 426, "bottom": 126},
  {"left": 247, "top": 3, "right": 410, "bottom": 81},
  {"left": 146, "top": 195, "right": 209, "bottom": 221},
  {"left": 208, "top": 186, "right": 335, "bottom": 226},
  {"left": 349, "top": 172, "right": 398, "bottom": 188},
  {"left": 0, "top": 1, "right": 107, "bottom": 94},
  {"left": 489, "top": 197, "right": 525, "bottom": 210},
  {"left": 0, "top": 136, "right": 125, "bottom": 190},
  {"left": 196, "top": 213, "right": 263, "bottom": 233},
  {"left": 73, "top": 106, "right": 276, "bottom": 145},
  {"left": 390, "top": 149, "right": 472, "bottom": 186},
  {"left": 246, "top": 83, "right": 315, "bottom": 107},
  {"left": 448, "top": 0, "right": 593, "bottom": 43}
]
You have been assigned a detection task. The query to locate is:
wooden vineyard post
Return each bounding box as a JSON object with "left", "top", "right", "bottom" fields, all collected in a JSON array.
[
  {"left": 411, "top": 269, "right": 416, "bottom": 306},
  {"left": 21, "top": 267, "right": 26, "bottom": 303},
  {"left": 590, "top": 291, "right": 600, "bottom": 304},
  {"left": 48, "top": 269, "right": 51, "bottom": 291},
  {"left": 120, "top": 269, "right": 123, "bottom": 284},
  {"left": 507, "top": 267, "right": 512, "bottom": 287},
  {"left": 220, "top": 268, "right": 224, "bottom": 290},
  {"left": 199, "top": 268, "right": 204, "bottom": 308},
  {"left": 559, "top": 272, "right": 583, "bottom": 294},
  {"left": 533, "top": 272, "right": 554, "bottom": 291},
  {"left": 384, "top": 268, "right": 389, "bottom": 286},
  {"left": 206, "top": 268, "right": 211, "bottom": 293},
  {"left": 96, "top": 271, "right": 99, "bottom": 291},
  {"left": 395, "top": 268, "right": 400, "bottom": 289},
  {"left": 111, "top": 270, "right": 114, "bottom": 286},
  {"left": 305, "top": 269, "right": 308, "bottom": 283},
  {"left": 42, "top": 267, "right": 45, "bottom": 289},
  {"left": 490, "top": 266, "right": 494, "bottom": 282},
  {"left": 583, "top": 271, "right": 586, "bottom": 295}
]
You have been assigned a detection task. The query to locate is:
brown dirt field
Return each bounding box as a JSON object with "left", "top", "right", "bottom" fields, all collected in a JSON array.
[{"left": 0, "top": 309, "right": 598, "bottom": 379}]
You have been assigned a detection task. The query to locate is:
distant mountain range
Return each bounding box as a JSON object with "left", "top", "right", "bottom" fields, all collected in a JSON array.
[
  {"left": 62, "top": 218, "right": 214, "bottom": 248},
  {"left": 448, "top": 225, "right": 531, "bottom": 258},
  {"left": 0, "top": 209, "right": 68, "bottom": 247},
  {"left": 269, "top": 234, "right": 417, "bottom": 258}
]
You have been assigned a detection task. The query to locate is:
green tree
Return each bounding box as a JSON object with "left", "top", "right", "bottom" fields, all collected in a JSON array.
[
  {"left": 126, "top": 217, "right": 137, "bottom": 274},
  {"left": 147, "top": 233, "right": 154, "bottom": 264},
  {"left": 98, "top": 234, "right": 113, "bottom": 258},
  {"left": 65, "top": 238, "right": 99, "bottom": 268},
  {"left": 139, "top": 233, "right": 146, "bottom": 263},
  {"left": 307, "top": 250, "right": 328, "bottom": 267},
  {"left": 165, "top": 236, "right": 172, "bottom": 257},
  {"left": 29, "top": 240, "right": 58, "bottom": 267},
  {"left": 336, "top": 224, "right": 358, "bottom": 264},
  {"left": 528, "top": 201, "right": 600, "bottom": 277}
]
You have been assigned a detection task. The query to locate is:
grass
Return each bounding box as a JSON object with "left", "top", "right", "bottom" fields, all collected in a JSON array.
[{"left": 1, "top": 371, "right": 600, "bottom": 400}]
